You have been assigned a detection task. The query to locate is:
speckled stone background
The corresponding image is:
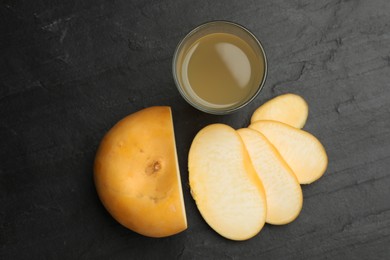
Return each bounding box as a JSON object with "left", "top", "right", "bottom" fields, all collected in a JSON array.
[{"left": 1, "top": 0, "right": 390, "bottom": 259}]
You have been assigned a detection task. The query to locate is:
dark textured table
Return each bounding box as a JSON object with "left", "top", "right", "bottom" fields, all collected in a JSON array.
[{"left": 1, "top": 0, "right": 390, "bottom": 259}]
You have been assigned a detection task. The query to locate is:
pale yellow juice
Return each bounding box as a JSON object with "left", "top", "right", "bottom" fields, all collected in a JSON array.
[{"left": 178, "top": 32, "right": 265, "bottom": 109}]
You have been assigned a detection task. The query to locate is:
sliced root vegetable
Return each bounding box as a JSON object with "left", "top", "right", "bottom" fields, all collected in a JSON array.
[
  {"left": 251, "top": 93, "right": 308, "bottom": 128},
  {"left": 249, "top": 120, "right": 328, "bottom": 184},
  {"left": 94, "top": 106, "right": 187, "bottom": 237},
  {"left": 237, "top": 128, "right": 303, "bottom": 224},
  {"left": 188, "top": 124, "right": 267, "bottom": 240}
]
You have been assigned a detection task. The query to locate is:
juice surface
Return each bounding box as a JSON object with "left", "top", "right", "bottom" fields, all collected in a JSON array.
[{"left": 180, "top": 33, "right": 264, "bottom": 108}]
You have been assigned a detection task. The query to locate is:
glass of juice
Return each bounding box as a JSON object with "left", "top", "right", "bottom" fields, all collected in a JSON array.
[{"left": 172, "top": 21, "right": 267, "bottom": 115}]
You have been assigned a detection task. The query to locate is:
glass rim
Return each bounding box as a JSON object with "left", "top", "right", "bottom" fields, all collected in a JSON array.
[{"left": 172, "top": 20, "right": 268, "bottom": 115}]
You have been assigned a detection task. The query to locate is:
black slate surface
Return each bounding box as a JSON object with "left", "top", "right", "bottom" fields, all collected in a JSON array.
[{"left": 1, "top": 0, "right": 390, "bottom": 259}]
